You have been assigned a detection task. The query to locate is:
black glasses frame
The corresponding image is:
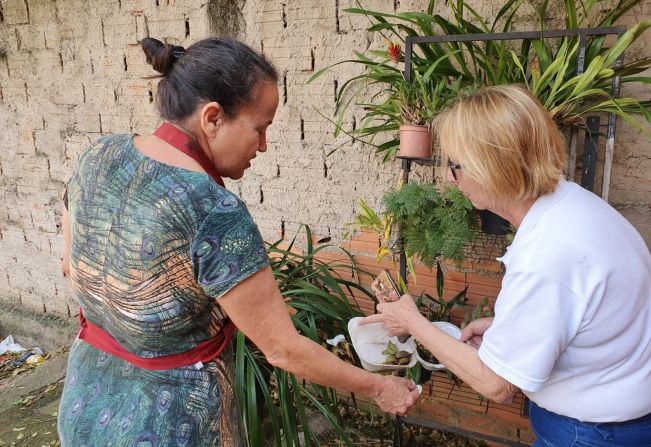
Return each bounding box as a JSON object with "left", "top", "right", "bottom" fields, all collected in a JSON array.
[{"left": 448, "top": 161, "right": 463, "bottom": 180}]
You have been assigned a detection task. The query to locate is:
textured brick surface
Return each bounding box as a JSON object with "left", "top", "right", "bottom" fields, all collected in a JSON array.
[{"left": 0, "top": 0, "right": 648, "bottom": 318}]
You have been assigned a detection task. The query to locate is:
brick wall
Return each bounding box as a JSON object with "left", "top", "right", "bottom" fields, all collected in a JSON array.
[{"left": 0, "top": 0, "right": 649, "bottom": 336}]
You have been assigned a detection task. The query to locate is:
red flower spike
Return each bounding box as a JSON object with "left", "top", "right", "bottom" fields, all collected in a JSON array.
[{"left": 387, "top": 42, "right": 402, "bottom": 63}]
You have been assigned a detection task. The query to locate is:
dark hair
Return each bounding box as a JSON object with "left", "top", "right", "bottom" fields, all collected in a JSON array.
[{"left": 141, "top": 37, "right": 278, "bottom": 121}]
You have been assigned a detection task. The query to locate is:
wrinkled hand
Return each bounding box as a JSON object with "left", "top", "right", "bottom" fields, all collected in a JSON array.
[
  {"left": 376, "top": 288, "right": 401, "bottom": 303},
  {"left": 459, "top": 317, "right": 494, "bottom": 349},
  {"left": 360, "top": 294, "right": 421, "bottom": 337},
  {"left": 373, "top": 375, "right": 421, "bottom": 415}
]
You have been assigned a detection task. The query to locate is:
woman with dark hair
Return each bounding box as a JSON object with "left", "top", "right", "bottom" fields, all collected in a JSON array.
[
  {"left": 363, "top": 85, "right": 651, "bottom": 446},
  {"left": 58, "top": 37, "right": 419, "bottom": 446}
]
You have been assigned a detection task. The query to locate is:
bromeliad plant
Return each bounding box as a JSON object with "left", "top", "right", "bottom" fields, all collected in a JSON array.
[
  {"left": 308, "top": 39, "right": 460, "bottom": 161},
  {"left": 313, "top": 0, "right": 651, "bottom": 163},
  {"left": 235, "top": 225, "right": 376, "bottom": 447}
]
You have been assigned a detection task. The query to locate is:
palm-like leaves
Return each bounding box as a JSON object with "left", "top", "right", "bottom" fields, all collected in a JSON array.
[
  {"left": 309, "top": 0, "right": 651, "bottom": 163},
  {"left": 235, "top": 225, "right": 376, "bottom": 447}
]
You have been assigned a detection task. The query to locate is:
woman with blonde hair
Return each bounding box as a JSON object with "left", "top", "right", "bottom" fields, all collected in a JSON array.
[{"left": 363, "top": 85, "right": 651, "bottom": 446}]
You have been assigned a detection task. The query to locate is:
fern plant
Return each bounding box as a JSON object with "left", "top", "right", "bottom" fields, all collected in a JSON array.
[{"left": 383, "top": 183, "right": 477, "bottom": 269}]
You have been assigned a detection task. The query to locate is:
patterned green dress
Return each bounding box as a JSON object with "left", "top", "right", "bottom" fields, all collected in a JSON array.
[{"left": 58, "top": 134, "right": 269, "bottom": 447}]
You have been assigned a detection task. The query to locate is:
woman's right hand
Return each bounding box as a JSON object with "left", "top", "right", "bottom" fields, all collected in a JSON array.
[
  {"left": 373, "top": 375, "right": 421, "bottom": 415},
  {"left": 359, "top": 294, "right": 423, "bottom": 337},
  {"left": 220, "top": 267, "right": 423, "bottom": 416},
  {"left": 460, "top": 317, "right": 494, "bottom": 349}
]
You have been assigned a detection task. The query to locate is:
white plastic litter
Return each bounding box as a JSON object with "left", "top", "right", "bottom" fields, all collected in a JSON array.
[
  {"left": 0, "top": 335, "right": 26, "bottom": 355},
  {"left": 326, "top": 334, "right": 346, "bottom": 347}
]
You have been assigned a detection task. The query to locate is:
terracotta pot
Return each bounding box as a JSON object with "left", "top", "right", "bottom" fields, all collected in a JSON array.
[{"left": 398, "top": 125, "right": 432, "bottom": 159}]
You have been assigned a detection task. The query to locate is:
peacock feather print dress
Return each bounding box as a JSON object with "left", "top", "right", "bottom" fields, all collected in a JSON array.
[{"left": 58, "top": 134, "right": 269, "bottom": 447}]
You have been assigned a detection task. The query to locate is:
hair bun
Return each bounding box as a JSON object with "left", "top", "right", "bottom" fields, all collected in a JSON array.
[{"left": 141, "top": 37, "right": 185, "bottom": 76}]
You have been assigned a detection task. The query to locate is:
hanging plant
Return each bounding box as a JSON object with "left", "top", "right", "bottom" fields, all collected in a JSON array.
[
  {"left": 383, "top": 183, "right": 477, "bottom": 269},
  {"left": 310, "top": 0, "right": 651, "bottom": 164}
]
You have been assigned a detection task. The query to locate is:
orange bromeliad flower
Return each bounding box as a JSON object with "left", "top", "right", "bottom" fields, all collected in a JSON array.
[{"left": 387, "top": 42, "right": 402, "bottom": 63}]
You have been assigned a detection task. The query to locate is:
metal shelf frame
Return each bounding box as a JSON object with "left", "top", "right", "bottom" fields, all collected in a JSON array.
[
  {"left": 395, "top": 26, "right": 627, "bottom": 446},
  {"left": 402, "top": 26, "right": 627, "bottom": 202}
]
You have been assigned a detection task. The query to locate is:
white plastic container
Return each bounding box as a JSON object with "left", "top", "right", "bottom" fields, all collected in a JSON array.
[
  {"left": 415, "top": 321, "right": 463, "bottom": 370},
  {"left": 347, "top": 317, "right": 418, "bottom": 372},
  {"left": 348, "top": 317, "right": 463, "bottom": 372}
]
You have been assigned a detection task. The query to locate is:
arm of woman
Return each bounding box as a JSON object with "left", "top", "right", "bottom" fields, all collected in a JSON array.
[
  {"left": 218, "top": 267, "right": 421, "bottom": 415},
  {"left": 362, "top": 295, "right": 518, "bottom": 403}
]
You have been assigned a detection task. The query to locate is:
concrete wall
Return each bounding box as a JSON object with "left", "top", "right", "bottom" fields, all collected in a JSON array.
[{"left": 0, "top": 0, "right": 649, "bottom": 322}]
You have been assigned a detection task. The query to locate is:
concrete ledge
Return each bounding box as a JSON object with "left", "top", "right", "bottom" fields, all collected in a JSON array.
[
  {"left": 0, "top": 301, "right": 77, "bottom": 352},
  {"left": 0, "top": 352, "right": 69, "bottom": 409}
]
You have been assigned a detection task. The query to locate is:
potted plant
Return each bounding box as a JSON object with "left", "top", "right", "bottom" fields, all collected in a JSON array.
[
  {"left": 344, "top": 182, "right": 477, "bottom": 283},
  {"left": 392, "top": 65, "right": 454, "bottom": 159},
  {"left": 383, "top": 182, "right": 477, "bottom": 271},
  {"left": 308, "top": 40, "right": 458, "bottom": 162},
  {"left": 337, "top": 3, "right": 651, "bottom": 136}
]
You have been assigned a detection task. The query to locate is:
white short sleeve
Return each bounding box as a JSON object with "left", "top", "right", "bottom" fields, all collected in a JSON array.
[{"left": 478, "top": 270, "right": 588, "bottom": 392}]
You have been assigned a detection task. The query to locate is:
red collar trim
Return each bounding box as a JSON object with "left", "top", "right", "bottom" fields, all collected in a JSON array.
[{"left": 153, "top": 122, "right": 225, "bottom": 187}]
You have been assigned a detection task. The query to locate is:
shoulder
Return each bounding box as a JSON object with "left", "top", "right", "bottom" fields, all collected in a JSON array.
[
  {"left": 505, "top": 182, "right": 635, "bottom": 275},
  {"left": 185, "top": 181, "right": 250, "bottom": 218},
  {"left": 190, "top": 188, "right": 268, "bottom": 293},
  {"left": 89, "top": 133, "right": 133, "bottom": 153},
  {"left": 76, "top": 134, "right": 133, "bottom": 166},
  {"left": 68, "top": 134, "right": 126, "bottom": 185}
]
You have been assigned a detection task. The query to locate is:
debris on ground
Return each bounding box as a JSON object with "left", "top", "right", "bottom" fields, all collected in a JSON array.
[
  {"left": 0, "top": 339, "right": 47, "bottom": 382},
  {"left": 0, "top": 335, "right": 27, "bottom": 355},
  {"left": 0, "top": 379, "right": 63, "bottom": 446}
]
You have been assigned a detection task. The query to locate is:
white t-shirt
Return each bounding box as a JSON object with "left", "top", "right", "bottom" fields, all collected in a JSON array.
[{"left": 478, "top": 180, "right": 651, "bottom": 422}]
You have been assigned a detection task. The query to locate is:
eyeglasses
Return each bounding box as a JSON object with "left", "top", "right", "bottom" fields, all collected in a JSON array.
[{"left": 448, "top": 161, "right": 463, "bottom": 180}]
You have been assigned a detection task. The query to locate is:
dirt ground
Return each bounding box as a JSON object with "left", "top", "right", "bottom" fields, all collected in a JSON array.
[
  {"left": 0, "top": 351, "right": 486, "bottom": 447},
  {"left": 0, "top": 381, "right": 62, "bottom": 446},
  {"left": 0, "top": 350, "right": 67, "bottom": 447}
]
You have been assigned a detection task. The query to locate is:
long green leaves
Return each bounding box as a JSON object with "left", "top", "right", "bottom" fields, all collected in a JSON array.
[
  {"left": 310, "top": 0, "right": 651, "bottom": 163},
  {"left": 235, "top": 225, "right": 374, "bottom": 447}
]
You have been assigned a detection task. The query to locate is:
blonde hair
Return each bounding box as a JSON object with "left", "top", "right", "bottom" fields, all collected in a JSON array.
[{"left": 435, "top": 85, "right": 567, "bottom": 201}]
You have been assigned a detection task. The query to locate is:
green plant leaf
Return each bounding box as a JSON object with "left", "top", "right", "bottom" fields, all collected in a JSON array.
[
  {"left": 568, "top": 55, "right": 605, "bottom": 97},
  {"left": 564, "top": 0, "right": 578, "bottom": 28},
  {"left": 603, "top": 19, "right": 651, "bottom": 67},
  {"left": 436, "top": 261, "right": 444, "bottom": 300}
]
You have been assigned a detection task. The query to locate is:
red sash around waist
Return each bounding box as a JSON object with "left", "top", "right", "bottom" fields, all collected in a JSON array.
[{"left": 79, "top": 309, "right": 236, "bottom": 370}]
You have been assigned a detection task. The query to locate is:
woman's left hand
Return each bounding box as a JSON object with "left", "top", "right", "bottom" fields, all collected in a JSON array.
[{"left": 359, "top": 294, "right": 423, "bottom": 336}]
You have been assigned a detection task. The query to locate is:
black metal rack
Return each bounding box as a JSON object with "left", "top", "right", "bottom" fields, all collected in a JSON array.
[
  {"left": 402, "top": 26, "right": 627, "bottom": 201},
  {"left": 394, "top": 26, "right": 626, "bottom": 446}
]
